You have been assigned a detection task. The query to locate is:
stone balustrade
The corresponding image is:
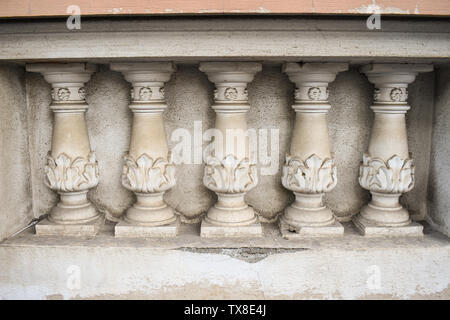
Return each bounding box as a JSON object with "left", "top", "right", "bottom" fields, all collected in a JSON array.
[{"left": 25, "top": 62, "right": 433, "bottom": 239}]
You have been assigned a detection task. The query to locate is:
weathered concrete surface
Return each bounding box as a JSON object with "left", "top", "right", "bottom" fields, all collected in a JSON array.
[
  {"left": 25, "top": 64, "right": 435, "bottom": 223},
  {"left": 428, "top": 66, "right": 450, "bottom": 237},
  {"left": 164, "top": 65, "right": 215, "bottom": 219},
  {"left": 0, "top": 64, "right": 32, "bottom": 241},
  {"left": 26, "top": 72, "right": 57, "bottom": 218},
  {"left": 404, "top": 72, "right": 435, "bottom": 221},
  {"left": 328, "top": 68, "right": 372, "bottom": 220},
  {"left": 0, "top": 223, "right": 449, "bottom": 299},
  {"left": 247, "top": 65, "right": 294, "bottom": 219}
]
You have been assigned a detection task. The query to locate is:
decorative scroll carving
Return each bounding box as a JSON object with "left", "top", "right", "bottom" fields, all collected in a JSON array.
[
  {"left": 359, "top": 153, "right": 414, "bottom": 194},
  {"left": 122, "top": 153, "right": 176, "bottom": 193},
  {"left": 281, "top": 154, "right": 337, "bottom": 194},
  {"left": 45, "top": 152, "right": 99, "bottom": 192},
  {"left": 390, "top": 88, "right": 408, "bottom": 102},
  {"left": 203, "top": 153, "right": 258, "bottom": 193}
]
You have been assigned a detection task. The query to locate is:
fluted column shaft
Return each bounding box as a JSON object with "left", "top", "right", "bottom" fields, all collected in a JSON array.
[
  {"left": 280, "top": 63, "right": 347, "bottom": 236},
  {"left": 26, "top": 63, "right": 99, "bottom": 226},
  {"left": 111, "top": 63, "right": 176, "bottom": 227},
  {"left": 354, "top": 64, "right": 433, "bottom": 236},
  {"left": 199, "top": 62, "right": 262, "bottom": 237}
]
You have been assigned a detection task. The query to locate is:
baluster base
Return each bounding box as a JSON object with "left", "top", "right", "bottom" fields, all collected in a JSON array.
[
  {"left": 279, "top": 193, "right": 343, "bottom": 238},
  {"left": 35, "top": 191, "right": 102, "bottom": 236},
  {"left": 200, "top": 193, "right": 262, "bottom": 238},
  {"left": 122, "top": 193, "right": 177, "bottom": 227},
  {"left": 353, "top": 192, "right": 423, "bottom": 236},
  {"left": 353, "top": 214, "right": 423, "bottom": 237}
]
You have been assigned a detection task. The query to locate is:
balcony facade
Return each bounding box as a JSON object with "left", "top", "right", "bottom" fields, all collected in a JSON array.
[{"left": 0, "top": 16, "right": 449, "bottom": 299}]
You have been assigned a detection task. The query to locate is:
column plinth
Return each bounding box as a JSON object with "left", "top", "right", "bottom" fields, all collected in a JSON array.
[
  {"left": 353, "top": 64, "right": 433, "bottom": 237},
  {"left": 279, "top": 63, "right": 348, "bottom": 238},
  {"left": 199, "top": 62, "right": 262, "bottom": 238},
  {"left": 27, "top": 63, "right": 102, "bottom": 236},
  {"left": 111, "top": 63, "right": 179, "bottom": 238}
]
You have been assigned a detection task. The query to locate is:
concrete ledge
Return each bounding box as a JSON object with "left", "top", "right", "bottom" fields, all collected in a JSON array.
[{"left": 0, "top": 222, "right": 449, "bottom": 299}]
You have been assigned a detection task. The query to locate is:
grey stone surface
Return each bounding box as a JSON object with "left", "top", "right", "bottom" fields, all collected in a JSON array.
[
  {"left": 164, "top": 65, "right": 216, "bottom": 219},
  {"left": 86, "top": 67, "right": 133, "bottom": 218},
  {"left": 328, "top": 68, "right": 373, "bottom": 221},
  {"left": 404, "top": 72, "right": 435, "bottom": 220},
  {"left": 247, "top": 65, "right": 294, "bottom": 220},
  {"left": 428, "top": 66, "right": 450, "bottom": 236},
  {"left": 26, "top": 72, "right": 57, "bottom": 218},
  {"left": 0, "top": 64, "right": 32, "bottom": 241}
]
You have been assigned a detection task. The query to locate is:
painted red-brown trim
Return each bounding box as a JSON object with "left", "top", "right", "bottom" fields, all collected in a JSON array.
[{"left": 1, "top": 0, "right": 449, "bottom": 18}]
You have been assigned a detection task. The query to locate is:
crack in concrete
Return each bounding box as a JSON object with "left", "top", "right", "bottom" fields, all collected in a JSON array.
[{"left": 177, "top": 247, "right": 308, "bottom": 263}]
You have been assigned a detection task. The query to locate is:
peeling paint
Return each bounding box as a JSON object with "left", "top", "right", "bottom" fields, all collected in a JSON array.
[
  {"left": 348, "top": 4, "right": 410, "bottom": 14},
  {"left": 257, "top": 7, "right": 270, "bottom": 13}
]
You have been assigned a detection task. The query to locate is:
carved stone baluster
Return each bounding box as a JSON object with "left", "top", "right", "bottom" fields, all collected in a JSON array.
[
  {"left": 199, "top": 62, "right": 262, "bottom": 237},
  {"left": 26, "top": 63, "right": 101, "bottom": 236},
  {"left": 279, "top": 63, "right": 348, "bottom": 238},
  {"left": 353, "top": 64, "right": 433, "bottom": 236},
  {"left": 110, "top": 63, "right": 178, "bottom": 238}
]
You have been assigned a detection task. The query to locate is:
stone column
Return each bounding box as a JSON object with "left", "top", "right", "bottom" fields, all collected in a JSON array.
[
  {"left": 26, "top": 63, "right": 101, "bottom": 236},
  {"left": 279, "top": 63, "right": 348, "bottom": 238},
  {"left": 110, "top": 63, "right": 178, "bottom": 238},
  {"left": 199, "top": 62, "right": 262, "bottom": 237},
  {"left": 354, "top": 64, "right": 433, "bottom": 236}
]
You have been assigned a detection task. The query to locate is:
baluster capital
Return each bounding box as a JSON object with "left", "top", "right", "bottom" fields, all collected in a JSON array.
[
  {"left": 26, "top": 63, "right": 97, "bottom": 111},
  {"left": 111, "top": 62, "right": 175, "bottom": 112},
  {"left": 360, "top": 64, "right": 433, "bottom": 113},
  {"left": 283, "top": 63, "right": 348, "bottom": 112},
  {"left": 199, "top": 62, "right": 261, "bottom": 112}
]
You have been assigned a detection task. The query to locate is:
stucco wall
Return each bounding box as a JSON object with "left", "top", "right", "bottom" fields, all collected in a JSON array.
[
  {"left": 428, "top": 65, "right": 450, "bottom": 236},
  {"left": 25, "top": 63, "right": 435, "bottom": 223},
  {"left": 0, "top": 64, "right": 32, "bottom": 240}
]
